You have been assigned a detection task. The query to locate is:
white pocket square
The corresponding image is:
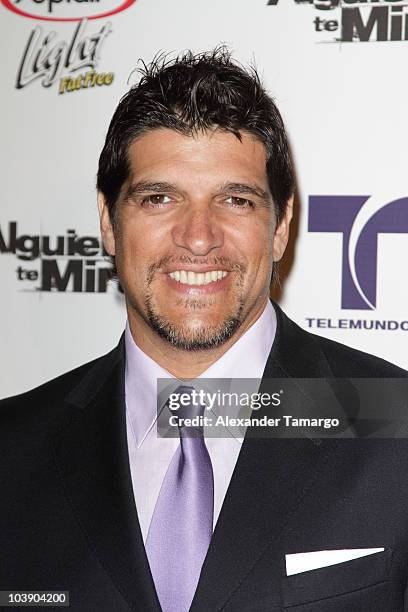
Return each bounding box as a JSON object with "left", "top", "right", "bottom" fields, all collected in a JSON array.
[{"left": 285, "top": 548, "right": 385, "bottom": 576}]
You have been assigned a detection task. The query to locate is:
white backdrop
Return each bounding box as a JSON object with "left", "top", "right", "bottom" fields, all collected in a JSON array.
[{"left": 1, "top": 0, "right": 407, "bottom": 398}]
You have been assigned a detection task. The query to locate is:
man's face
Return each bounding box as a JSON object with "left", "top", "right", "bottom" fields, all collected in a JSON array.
[{"left": 99, "top": 128, "right": 292, "bottom": 350}]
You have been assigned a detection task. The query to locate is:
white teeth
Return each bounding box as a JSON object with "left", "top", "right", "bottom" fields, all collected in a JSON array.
[{"left": 168, "top": 270, "right": 229, "bottom": 286}]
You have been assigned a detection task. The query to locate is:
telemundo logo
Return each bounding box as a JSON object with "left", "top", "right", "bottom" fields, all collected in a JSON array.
[{"left": 308, "top": 195, "right": 408, "bottom": 311}]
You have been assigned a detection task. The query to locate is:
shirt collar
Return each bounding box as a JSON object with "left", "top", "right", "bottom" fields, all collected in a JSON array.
[{"left": 125, "top": 300, "right": 277, "bottom": 448}]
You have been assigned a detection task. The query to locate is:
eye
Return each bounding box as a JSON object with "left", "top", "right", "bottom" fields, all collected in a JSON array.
[
  {"left": 141, "top": 194, "right": 172, "bottom": 207},
  {"left": 225, "top": 196, "right": 254, "bottom": 208}
]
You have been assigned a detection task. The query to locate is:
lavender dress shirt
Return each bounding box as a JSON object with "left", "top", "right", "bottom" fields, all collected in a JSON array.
[{"left": 125, "top": 300, "right": 277, "bottom": 542}]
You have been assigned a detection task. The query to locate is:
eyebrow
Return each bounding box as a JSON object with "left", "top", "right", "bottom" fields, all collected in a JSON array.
[
  {"left": 219, "top": 182, "right": 271, "bottom": 202},
  {"left": 124, "top": 180, "right": 271, "bottom": 202},
  {"left": 124, "top": 181, "right": 179, "bottom": 200}
]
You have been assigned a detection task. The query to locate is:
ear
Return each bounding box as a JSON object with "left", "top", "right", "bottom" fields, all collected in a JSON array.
[
  {"left": 272, "top": 195, "right": 294, "bottom": 262},
  {"left": 97, "top": 192, "right": 116, "bottom": 256}
]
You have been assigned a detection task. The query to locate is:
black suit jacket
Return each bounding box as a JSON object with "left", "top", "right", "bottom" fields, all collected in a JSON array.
[{"left": 1, "top": 303, "right": 408, "bottom": 611}]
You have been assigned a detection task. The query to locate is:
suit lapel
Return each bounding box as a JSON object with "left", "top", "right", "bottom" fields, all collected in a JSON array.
[
  {"left": 53, "top": 339, "right": 161, "bottom": 612},
  {"left": 191, "top": 303, "right": 340, "bottom": 611}
]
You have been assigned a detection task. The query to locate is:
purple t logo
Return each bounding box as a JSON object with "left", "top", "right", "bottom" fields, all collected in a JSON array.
[{"left": 308, "top": 196, "right": 408, "bottom": 310}]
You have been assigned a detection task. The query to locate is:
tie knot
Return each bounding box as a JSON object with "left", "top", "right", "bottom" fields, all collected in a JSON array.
[{"left": 168, "top": 385, "right": 205, "bottom": 435}]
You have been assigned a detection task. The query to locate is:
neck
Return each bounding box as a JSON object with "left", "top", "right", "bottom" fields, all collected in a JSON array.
[{"left": 127, "top": 300, "right": 268, "bottom": 378}]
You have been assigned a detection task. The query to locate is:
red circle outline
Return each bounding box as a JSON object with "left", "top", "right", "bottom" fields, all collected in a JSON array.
[{"left": 1, "top": 0, "right": 136, "bottom": 21}]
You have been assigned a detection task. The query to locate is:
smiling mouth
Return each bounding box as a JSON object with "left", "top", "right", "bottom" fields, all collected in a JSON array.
[{"left": 168, "top": 270, "right": 229, "bottom": 286}]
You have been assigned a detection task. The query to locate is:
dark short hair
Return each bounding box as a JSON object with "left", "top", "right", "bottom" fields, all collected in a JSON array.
[{"left": 97, "top": 47, "right": 294, "bottom": 225}]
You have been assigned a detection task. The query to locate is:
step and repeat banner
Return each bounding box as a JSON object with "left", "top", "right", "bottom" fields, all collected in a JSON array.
[{"left": 1, "top": 0, "right": 407, "bottom": 398}]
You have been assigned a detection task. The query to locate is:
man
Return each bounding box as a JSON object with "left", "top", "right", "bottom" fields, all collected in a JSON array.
[{"left": 1, "top": 49, "right": 408, "bottom": 612}]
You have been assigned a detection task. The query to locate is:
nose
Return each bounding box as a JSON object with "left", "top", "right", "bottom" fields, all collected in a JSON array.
[{"left": 171, "top": 204, "right": 224, "bottom": 256}]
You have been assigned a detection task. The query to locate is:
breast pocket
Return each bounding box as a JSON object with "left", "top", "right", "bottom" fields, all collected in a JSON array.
[{"left": 282, "top": 549, "right": 391, "bottom": 610}]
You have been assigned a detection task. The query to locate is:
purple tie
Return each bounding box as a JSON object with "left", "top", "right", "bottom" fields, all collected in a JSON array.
[{"left": 145, "top": 385, "right": 214, "bottom": 612}]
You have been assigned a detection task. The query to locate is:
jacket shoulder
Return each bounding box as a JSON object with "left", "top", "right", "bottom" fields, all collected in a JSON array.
[
  {"left": 273, "top": 301, "right": 407, "bottom": 378},
  {"left": 0, "top": 344, "right": 121, "bottom": 429},
  {"left": 310, "top": 330, "right": 407, "bottom": 378}
]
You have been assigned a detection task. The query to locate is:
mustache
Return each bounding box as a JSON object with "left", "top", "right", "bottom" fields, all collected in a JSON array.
[{"left": 146, "top": 255, "right": 246, "bottom": 283}]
